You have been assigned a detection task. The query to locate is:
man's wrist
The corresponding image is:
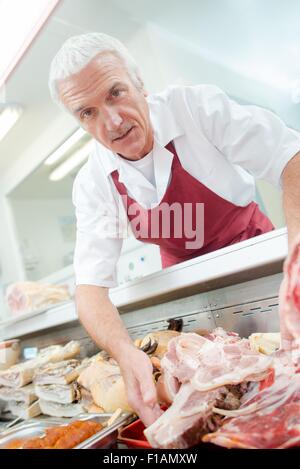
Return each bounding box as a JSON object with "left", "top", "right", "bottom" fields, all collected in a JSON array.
[{"left": 112, "top": 340, "right": 137, "bottom": 364}]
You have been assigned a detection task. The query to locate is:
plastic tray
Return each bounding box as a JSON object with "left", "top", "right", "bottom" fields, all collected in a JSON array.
[{"left": 118, "top": 418, "right": 152, "bottom": 449}]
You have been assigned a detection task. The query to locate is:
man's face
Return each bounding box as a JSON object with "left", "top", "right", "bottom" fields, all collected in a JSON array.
[{"left": 58, "top": 53, "right": 153, "bottom": 160}]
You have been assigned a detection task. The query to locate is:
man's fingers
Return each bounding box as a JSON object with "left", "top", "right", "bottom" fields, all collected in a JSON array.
[
  {"left": 119, "top": 349, "right": 162, "bottom": 426},
  {"left": 138, "top": 403, "right": 163, "bottom": 427},
  {"left": 140, "top": 377, "right": 157, "bottom": 405}
]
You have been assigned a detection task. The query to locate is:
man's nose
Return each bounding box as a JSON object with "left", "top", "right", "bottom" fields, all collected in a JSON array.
[{"left": 102, "top": 106, "right": 123, "bottom": 131}]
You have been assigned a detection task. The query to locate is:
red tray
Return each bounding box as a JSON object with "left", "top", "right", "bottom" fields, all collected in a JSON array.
[{"left": 118, "top": 419, "right": 152, "bottom": 449}]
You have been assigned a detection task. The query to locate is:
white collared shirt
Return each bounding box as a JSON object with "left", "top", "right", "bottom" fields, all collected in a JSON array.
[{"left": 73, "top": 84, "right": 300, "bottom": 287}]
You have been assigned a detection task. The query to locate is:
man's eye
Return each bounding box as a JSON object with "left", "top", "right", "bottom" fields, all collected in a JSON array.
[
  {"left": 111, "top": 88, "right": 122, "bottom": 98},
  {"left": 81, "top": 109, "right": 94, "bottom": 120}
]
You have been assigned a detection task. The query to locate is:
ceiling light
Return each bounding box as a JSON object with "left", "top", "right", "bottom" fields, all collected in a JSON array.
[
  {"left": 49, "top": 140, "right": 93, "bottom": 181},
  {"left": 44, "top": 128, "right": 86, "bottom": 166},
  {"left": 0, "top": 104, "right": 23, "bottom": 142},
  {"left": 0, "top": 0, "right": 60, "bottom": 88}
]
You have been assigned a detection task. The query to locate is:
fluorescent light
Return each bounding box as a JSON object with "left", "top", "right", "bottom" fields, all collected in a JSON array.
[
  {"left": 0, "top": 0, "right": 60, "bottom": 88},
  {"left": 0, "top": 104, "right": 23, "bottom": 141},
  {"left": 49, "top": 140, "right": 93, "bottom": 181},
  {"left": 44, "top": 128, "right": 87, "bottom": 166}
]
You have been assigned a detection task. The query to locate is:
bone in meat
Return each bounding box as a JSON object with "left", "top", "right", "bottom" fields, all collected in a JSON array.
[
  {"left": 203, "top": 372, "right": 300, "bottom": 449},
  {"left": 5, "top": 281, "right": 70, "bottom": 316},
  {"left": 145, "top": 329, "right": 272, "bottom": 448}
]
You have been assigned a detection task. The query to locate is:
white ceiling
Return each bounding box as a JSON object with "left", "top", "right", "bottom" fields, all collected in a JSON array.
[{"left": 2, "top": 0, "right": 300, "bottom": 198}]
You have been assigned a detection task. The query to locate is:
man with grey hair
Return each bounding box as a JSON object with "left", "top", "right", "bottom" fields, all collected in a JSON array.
[{"left": 49, "top": 32, "right": 300, "bottom": 426}]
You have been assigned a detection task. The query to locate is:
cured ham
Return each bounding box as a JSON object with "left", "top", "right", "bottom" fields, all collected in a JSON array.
[
  {"left": 33, "top": 359, "right": 82, "bottom": 385},
  {"left": 39, "top": 399, "right": 86, "bottom": 418},
  {"left": 7, "top": 400, "right": 41, "bottom": 420},
  {"left": 0, "top": 384, "right": 37, "bottom": 405},
  {"left": 35, "top": 382, "right": 81, "bottom": 404},
  {"left": 0, "top": 341, "right": 80, "bottom": 388},
  {"left": 145, "top": 330, "right": 271, "bottom": 448},
  {"left": 6, "top": 281, "right": 70, "bottom": 316}
]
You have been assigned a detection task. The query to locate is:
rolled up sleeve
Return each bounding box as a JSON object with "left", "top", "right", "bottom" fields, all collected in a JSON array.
[
  {"left": 189, "top": 85, "right": 300, "bottom": 188},
  {"left": 72, "top": 166, "right": 123, "bottom": 288}
]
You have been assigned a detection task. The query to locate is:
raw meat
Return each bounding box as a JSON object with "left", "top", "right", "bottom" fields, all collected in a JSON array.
[
  {"left": 145, "top": 331, "right": 271, "bottom": 448},
  {"left": 161, "top": 333, "right": 272, "bottom": 391},
  {"left": 6, "top": 281, "right": 70, "bottom": 316},
  {"left": 279, "top": 235, "right": 300, "bottom": 347},
  {"left": 145, "top": 383, "right": 226, "bottom": 449},
  {"left": 203, "top": 373, "right": 300, "bottom": 449}
]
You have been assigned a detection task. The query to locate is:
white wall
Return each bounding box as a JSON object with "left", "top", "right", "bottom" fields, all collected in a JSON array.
[{"left": 10, "top": 198, "right": 75, "bottom": 281}]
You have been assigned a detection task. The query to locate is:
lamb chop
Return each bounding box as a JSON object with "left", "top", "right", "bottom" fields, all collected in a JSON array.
[
  {"left": 203, "top": 371, "right": 300, "bottom": 449},
  {"left": 144, "top": 330, "right": 272, "bottom": 448}
]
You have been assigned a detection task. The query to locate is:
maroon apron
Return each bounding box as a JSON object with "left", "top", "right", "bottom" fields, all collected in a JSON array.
[{"left": 111, "top": 141, "right": 274, "bottom": 268}]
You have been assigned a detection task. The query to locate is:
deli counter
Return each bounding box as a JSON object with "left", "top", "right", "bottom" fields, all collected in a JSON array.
[
  {"left": 0, "top": 228, "right": 287, "bottom": 346},
  {"left": 0, "top": 228, "right": 290, "bottom": 449}
]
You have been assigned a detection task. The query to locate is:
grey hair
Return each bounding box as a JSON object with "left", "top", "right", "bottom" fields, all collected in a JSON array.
[{"left": 48, "top": 32, "right": 144, "bottom": 106}]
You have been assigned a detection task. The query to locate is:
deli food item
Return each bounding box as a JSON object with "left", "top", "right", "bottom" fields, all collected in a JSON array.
[
  {"left": 203, "top": 371, "right": 300, "bottom": 449},
  {"left": 279, "top": 235, "right": 300, "bottom": 346},
  {"left": 0, "top": 341, "right": 80, "bottom": 388},
  {"left": 78, "top": 360, "right": 132, "bottom": 413},
  {"left": 6, "top": 281, "right": 70, "bottom": 316},
  {"left": 35, "top": 382, "right": 81, "bottom": 404},
  {"left": 6, "top": 420, "right": 103, "bottom": 449},
  {"left": 7, "top": 400, "right": 41, "bottom": 419},
  {"left": 0, "top": 339, "right": 20, "bottom": 371},
  {"left": 34, "top": 359, "right": 81, "bottom": 385},
  {"left": 39, "top": 399, "right": 85, "bottom": 418},
  {"left": 249, "top": 332, "right": 280, "bottom": 355},
  {"left": 161, "top": 332, "right": 272, "bottom": 392},
  {"left": 0, "top": 384, "right": 37, "bottom": 405},
  {"left": 140, "top": 331, "right": 180, "bottom": 359},
  {"left": 145, "top": 330, "right": 272, "bottom": 448}
]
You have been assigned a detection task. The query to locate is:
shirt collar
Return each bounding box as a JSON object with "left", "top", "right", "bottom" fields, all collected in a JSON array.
[{"left": 93, "top": 93, "right": 184, "bottom": 178}]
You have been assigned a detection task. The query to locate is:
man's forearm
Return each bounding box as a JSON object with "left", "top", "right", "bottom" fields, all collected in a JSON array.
[
  {"left": 282, "top": 151, "right": 300, "bottom": 249},
  {"left": 75, "top": 285, "right": 134, "bottom": 361}
]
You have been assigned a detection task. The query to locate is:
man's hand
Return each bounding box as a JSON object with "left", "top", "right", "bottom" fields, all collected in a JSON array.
[
  {"left": 278, "top": 234, "right": 300, "bottom": 351},
  {"left": 117, "top": 345, "right": 163, "bottom": 426},
  {"left": 76, "top": 285, "right": 163, "bottom": 426},
  {"left": 279, "top": 274, "right": 294, "bottom": 350}
]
